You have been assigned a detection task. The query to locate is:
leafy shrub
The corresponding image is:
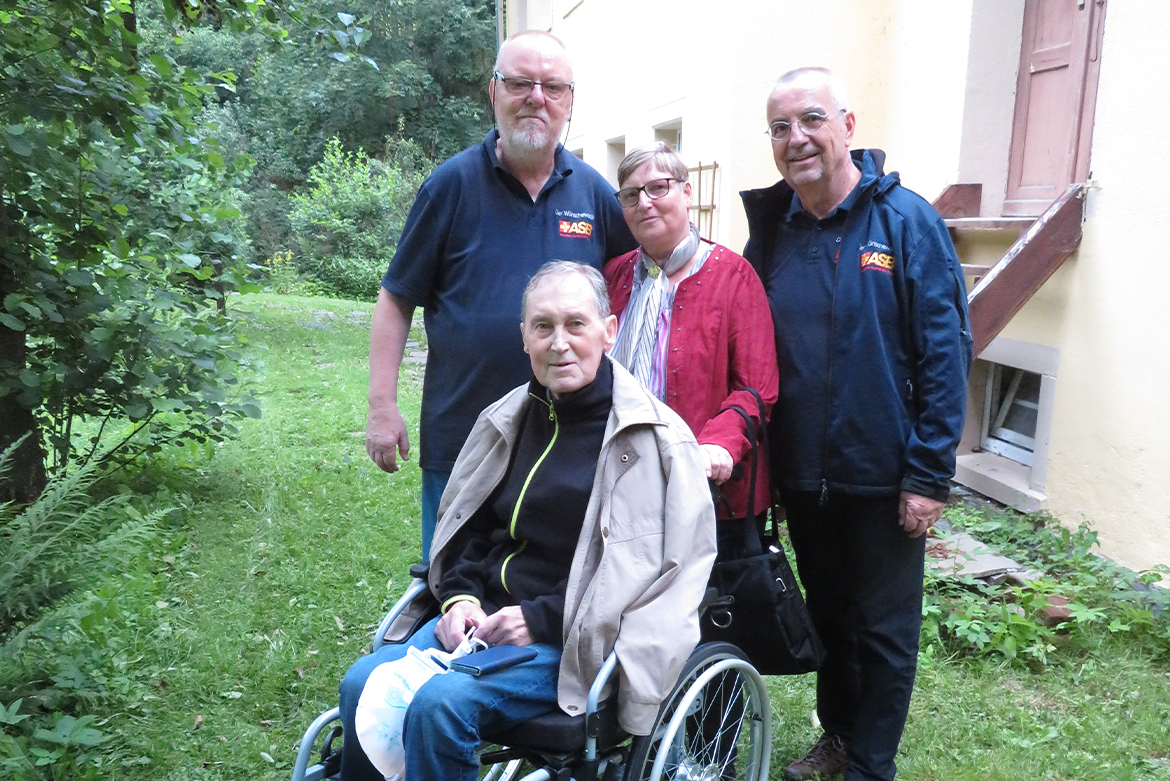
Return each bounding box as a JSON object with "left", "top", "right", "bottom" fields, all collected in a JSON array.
[
  {"left": 0, "top": 442, "right": 160, "bottom": 636},
  {"left": 0, "top": 582, "right": 156, "bottom": 779},
  {"left": 288, "top": 137, "right": 430, "bottom": 300},
  {"left": 922, "top": 508, "right": 1170, "bottom": 667},
  {"left": 1, "top": 2, "right": 268, "bottom": 481},
  {"left": 0, "top": 439, "right": 165, "bottom": 778}
]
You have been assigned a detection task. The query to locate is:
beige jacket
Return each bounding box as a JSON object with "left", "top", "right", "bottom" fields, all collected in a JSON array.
[{"left": 427, "top": 360, "right": 717, "bottom": 735}]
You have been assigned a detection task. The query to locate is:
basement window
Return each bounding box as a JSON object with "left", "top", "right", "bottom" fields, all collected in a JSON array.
[{"left": 982, "top": 364, "right": 1041, "bottom": 466}]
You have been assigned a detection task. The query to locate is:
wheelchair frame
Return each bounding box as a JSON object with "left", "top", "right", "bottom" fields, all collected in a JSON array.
[{"left": 291, "top": 576, "right": 771, "bottom": 781}]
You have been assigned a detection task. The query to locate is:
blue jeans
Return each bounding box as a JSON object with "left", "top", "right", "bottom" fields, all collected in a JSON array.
[
  {"left": 420, "top": 468, "right": 451, "bottom": 563},
  {"left": 338, "top": 616, "right": 562, "bottom": 781}
]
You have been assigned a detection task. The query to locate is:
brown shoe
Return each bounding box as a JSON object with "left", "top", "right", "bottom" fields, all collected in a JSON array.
[{"left": 784, "top": 733, "right": 849, "bottom": 780}]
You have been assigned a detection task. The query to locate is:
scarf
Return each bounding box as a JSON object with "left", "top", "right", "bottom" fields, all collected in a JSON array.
[{"left": 610, "top": 225, "right": 705, "bottom": 398}]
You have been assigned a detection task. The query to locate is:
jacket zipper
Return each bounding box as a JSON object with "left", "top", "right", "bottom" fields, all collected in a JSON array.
[
  {"left": 500, "top": 395, "right": 559, "bottom": 593},
  {"left": 820, "top": 235, "right": 842, "bottom": 507}
]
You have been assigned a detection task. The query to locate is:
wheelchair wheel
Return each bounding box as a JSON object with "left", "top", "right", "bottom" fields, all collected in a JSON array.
[
  {"left": 624, "top": 642, "right": 770, "bottom": 781},
  {"left": 480, "top": 758, "right": 524, "bottom": 780}
]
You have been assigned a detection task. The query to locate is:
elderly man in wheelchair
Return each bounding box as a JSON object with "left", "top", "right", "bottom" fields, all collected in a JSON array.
[{"left": 293, "top": 261, "right": 772, "bottom": 781}]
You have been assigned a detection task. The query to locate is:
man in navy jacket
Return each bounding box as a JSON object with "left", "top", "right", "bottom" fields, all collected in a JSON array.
[{"left": 742, "top": 67, "right": 972, "bottom": 781}]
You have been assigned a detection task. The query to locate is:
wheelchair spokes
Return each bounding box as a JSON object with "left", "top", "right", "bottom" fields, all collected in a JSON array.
[{"left": 626, "top": 643, "right": 770, "bottom": 781}]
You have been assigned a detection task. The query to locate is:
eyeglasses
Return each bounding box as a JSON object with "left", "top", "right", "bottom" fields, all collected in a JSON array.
[
  {"left": 767, "top": 109, "right": 846, "bottom": 141},
  {"left": 615, "top": 178, "right": 679, "bottom": 208},
  {"left": 493, "top": 71, "right": 575, "bottom": 100}
]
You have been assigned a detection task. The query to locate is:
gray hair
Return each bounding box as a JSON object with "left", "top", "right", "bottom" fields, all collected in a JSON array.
[
  {"left": 774, "top": 67, "right": 851, "bottom": 112},
  {"left": 617, "top": 141, "right": 689, "bottom": 188},
  {"left": 521, "top": 261, "right": 611, "bottom": 322},
  {"left": 494, "top": 30, "right": 568, "bottom": 72}
]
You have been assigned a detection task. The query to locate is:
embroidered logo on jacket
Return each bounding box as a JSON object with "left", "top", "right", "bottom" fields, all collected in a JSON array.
[
  {"left": 860, "top": 251, "right": 894, "bottom": 273},
  {"left": 860, "top": 240, "right": 895, "bottom": 274},
  {"left": 558, "top": 220, "right": 594, "bottom": 239}
]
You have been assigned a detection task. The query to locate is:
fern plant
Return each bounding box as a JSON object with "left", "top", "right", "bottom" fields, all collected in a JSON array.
[{"left": 0, "top": 441, "right": 159, "bottom": 636}]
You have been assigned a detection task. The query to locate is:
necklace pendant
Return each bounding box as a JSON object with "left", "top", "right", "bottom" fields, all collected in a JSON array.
[{"left": 647, "top": 264, "right": 661, "bottom": 279}]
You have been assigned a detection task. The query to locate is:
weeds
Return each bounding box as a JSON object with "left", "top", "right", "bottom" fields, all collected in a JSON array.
[{"left": 922, "top": 507, "right": 1170, "bottom": 667}]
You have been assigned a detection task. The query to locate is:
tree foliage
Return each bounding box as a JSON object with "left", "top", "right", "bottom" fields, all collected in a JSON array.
[
  {"left": 0, "top": 0, "right": 372, "bottom": 494},
  {"left": 164, "top": 0, "right": 497, "bottom": 262}
]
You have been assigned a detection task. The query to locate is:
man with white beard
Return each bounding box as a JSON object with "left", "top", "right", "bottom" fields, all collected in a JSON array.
[{"left": 364, "top": 32, "right": 635, "bottom": 560}]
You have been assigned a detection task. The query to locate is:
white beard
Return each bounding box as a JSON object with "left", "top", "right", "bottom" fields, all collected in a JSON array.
[{"left": 502, "top": 119, "right": 555, "bottom": 154}]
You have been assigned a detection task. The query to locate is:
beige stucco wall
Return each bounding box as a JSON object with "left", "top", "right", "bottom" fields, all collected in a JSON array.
[{"left": 994, "top": 0, "right": 1170, "bottom": 572}]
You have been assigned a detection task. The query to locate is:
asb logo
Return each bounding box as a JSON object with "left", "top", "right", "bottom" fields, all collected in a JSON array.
[
  {"left": 860, "top": 251, "right": 894, "bottom": 274},
  {"left": 558, "top": 220, "right": 594, "bottom": 239}
]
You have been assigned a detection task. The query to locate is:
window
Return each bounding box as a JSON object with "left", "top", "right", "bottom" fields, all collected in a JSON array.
[
  {"left": 955, "top": 339, "right": 1058, "bottom": 511},
  {"left": 654, "top": 120, "right": 682, "bottom": 153},
  {"left": 606, "top": 137, "right": 626, "bottom": 188},
  {"left": 982, "top": 365, "right": 1042, "bottom": 466}
]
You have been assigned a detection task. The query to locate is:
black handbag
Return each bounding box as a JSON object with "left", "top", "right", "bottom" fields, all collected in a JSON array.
[{"left": 700, "top": 390, "right": 825, "bottom": 675}]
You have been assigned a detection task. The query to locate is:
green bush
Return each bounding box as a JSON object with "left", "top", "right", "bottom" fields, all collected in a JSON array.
[
  {"left": 288, "top": 137, "right": 430, "bottom": 300},
  {"left": 0, "top": 440, "right": 164, "bottom": 778}
]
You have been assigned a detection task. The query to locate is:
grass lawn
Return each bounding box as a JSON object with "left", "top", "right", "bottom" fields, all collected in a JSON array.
[{"left": 6, "top": 292, "right": 1168, "bottom": 780}]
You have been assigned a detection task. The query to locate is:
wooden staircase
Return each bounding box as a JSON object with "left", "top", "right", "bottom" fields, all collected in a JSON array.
[{"left": 932, "top": 183, "right": 1088, "bottom": 355}]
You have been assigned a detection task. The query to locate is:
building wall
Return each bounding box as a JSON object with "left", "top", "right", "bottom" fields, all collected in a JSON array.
[
  {"left": 510, "top": 0, "right": 1170, "bottom": 572},
  {"left": 993, "top": 0, "right": 1170, "bottom": 572}
]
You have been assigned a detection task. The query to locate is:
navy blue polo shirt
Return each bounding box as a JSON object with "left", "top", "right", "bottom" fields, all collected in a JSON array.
[{"left": 382, "top": 130, "right": 636, "bottom": 470}]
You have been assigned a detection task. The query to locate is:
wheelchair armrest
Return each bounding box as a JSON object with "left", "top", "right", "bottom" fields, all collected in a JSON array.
[
  {"left": 584, "top": 651, "right": 620, "bottom": 761},
  {"left": 372, "top": 578, "right": 436, "bottom": 651},
  {"left": 408, "top": 561, "right": 429, "bottom": 580}
]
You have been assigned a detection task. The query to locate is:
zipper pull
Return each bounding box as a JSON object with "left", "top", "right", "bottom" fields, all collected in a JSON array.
[
  {"left": 819, "top": 479, "right": 828, "bottom": 506},
  {"left": 549, "top": 404, "right": 555, "bottom": 422}
]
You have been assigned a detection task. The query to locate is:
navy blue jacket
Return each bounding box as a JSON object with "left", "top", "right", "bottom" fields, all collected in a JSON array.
[{"left": 741, "top": 149, "right": 972, "bottom": 502}]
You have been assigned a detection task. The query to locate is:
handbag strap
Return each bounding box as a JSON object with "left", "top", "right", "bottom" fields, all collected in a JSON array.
[
  {"left": 721, "top": 404, "right": 765, "bottom": 559},
  {"left": 735, "top": 387, "right": 781, "bottom": 549}
]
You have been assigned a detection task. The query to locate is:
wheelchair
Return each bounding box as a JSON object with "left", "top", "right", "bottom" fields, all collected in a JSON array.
[{"left": 291, "top": 564, "right": 772, "bottom": 781}]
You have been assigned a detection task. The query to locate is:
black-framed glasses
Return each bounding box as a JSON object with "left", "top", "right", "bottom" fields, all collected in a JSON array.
[
  {"left": 767, "top": 109, "right": 846, "bottom": 141},
  {"left": 493, "top": 71, "right": 575, "bottom": 100},
  {"left": 615, "top": 178, "right": 679, "bottom": 208}
]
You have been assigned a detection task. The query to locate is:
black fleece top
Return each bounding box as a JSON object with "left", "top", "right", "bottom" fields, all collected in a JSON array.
[{"left": 437, "top": 358, "right": 614, "bottom": 646}]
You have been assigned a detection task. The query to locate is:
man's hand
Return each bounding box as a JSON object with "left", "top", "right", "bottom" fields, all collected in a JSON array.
[
  {"left": 366, "top": 289, "right": 416, "bottom": 473},
  {"left": 436, "top": 600, "right": 488, "bottom": 651},
  {"left": 474, "top": 606, "right": 534, "bottom": 647},
  {"left": 899, "top": 491, "right": 944, "bottom": 538},
  {"left": 365, "top": 402, "right": 410, "bottom": 473},
  {"left": 700, "top": 444, "right": 735, "bottom": 484}
]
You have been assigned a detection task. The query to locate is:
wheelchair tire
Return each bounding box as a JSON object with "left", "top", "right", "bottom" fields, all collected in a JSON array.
[{"left": 623, "top": 642, "right": 771, "bottom": 781}]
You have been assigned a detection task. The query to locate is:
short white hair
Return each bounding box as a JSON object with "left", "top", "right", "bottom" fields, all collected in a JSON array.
[
  {"left": 521, "top": 261, "right": 610, "bottom": 322},
  {"left": 775, "top": 67, "right": 851, "bottom": 112}
]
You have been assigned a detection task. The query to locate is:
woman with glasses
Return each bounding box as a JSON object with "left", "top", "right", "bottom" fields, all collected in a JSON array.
[{"left": 605, "top": 142, "right": 778, "bottom": 527}]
